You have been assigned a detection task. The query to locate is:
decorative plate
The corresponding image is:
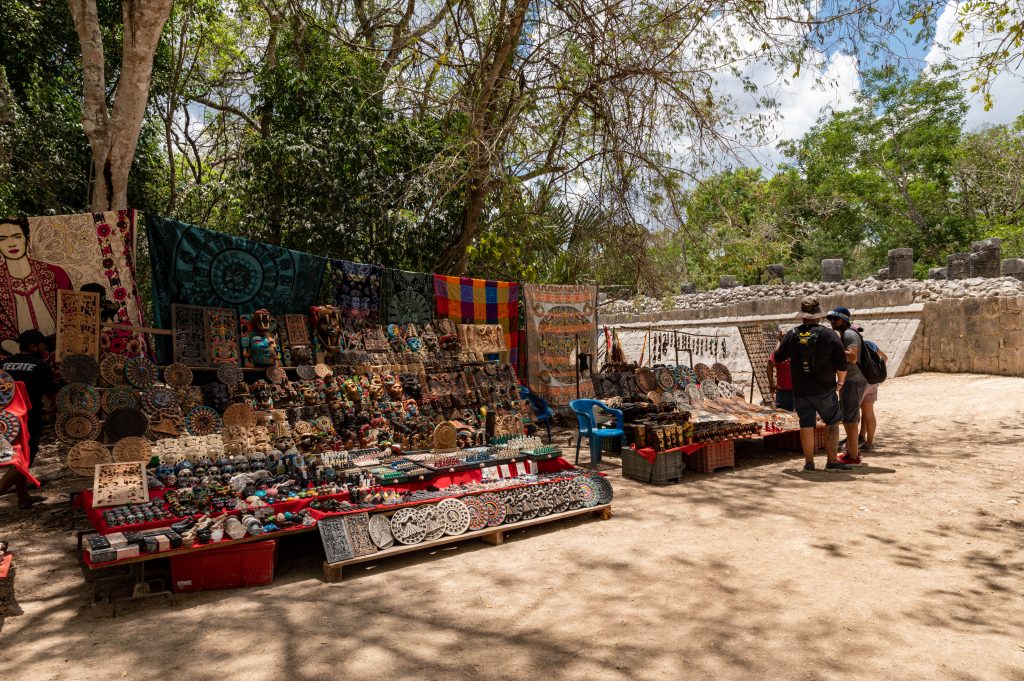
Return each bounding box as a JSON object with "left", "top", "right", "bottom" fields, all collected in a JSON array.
[
  {"left": 112, "top": 436, "right": 152, "bottom": 463},
  {"left": 536, "top": 485, "right": 555, "bottom": 516},
  {"left": 67, "top": 440, "right": 111, "bottom": 476},
  {"left": 368, "top": 513, "right": 395, "bottom": 550},
  {"left": 694, "top": 363, "right": 714, "bottom": 383},
  {"left": 416, "top": 505, "right": 446, "bottom": 541},
  {"left": 479, "top": 492, "right": 507, "bottom": 527},
  {"left": 61, "top": 354, "right": 100, "bottom": 386},
  {"left": 163, "top": 363, "right": 193, "bottom": 388},
  {"left": 672, "top": 365, "right": 690, "bottom": 389},
  {"left": 296, "top": 364, "right": 317, "bottom": 381},
  {"left": 500, "top": 491, "right": 521, "bottom": 524},
  {"left": 433, "top": 422, "right": 457, "bottom": 450},
  {"left": 701, "top": 381, "right": 720, "bottom": 400},
  {"left": 685, "top": 384, "right": 704, "bottom": 404},
  {"left": 314, "top": 363, "right": 332, "bottom": 379},
  {"left": 463, "top": 495, "right": 488, "bottom": 531},
  {"left": 56, "top": 412, "right": 101, "bottom": 444},
  {"left": 216, "top": 362, "right": 244, "bottom": 386},
  {"left": 266, "top": 366, "right": 287, "bottom": 385},
  {"left": 56, "top": 383, "right": 100, "bottom": 415},
  {"left": 575, "top": 476, "right": 599, "bottom": 508},
  {"left": 590, "top": 475, "right": 614, "bottom": 505},
  {"left": 654, "top": 367, "right": 676, "bottom": 392},
  {"left": 99, "top": 354, "right": 128, "bottom": 387},
  {"left": 103, "top": 408, "right": 149, "bottom": 441},
  {"left": 390, "top": 507, "right": 427, "bottom": 545},
  {"left": 124, "top": 355, "right": 158, "bottom": 390},
  {"left": 101, "top": 387, "right": 139, "bottom": 415},
  {"left": 185, "top": 406, "right": 222, "bottom": 436},
  {"left": 646, "top": 391, "right": 663, "bottom": 406},
  {"left": 518, "top": 488, "right": 538, "bottom": 521},
  {"left": 634, "top": 367, "right": 657, "bottom": 393},
  {"left": 437, "top": 498, "right": 471, "bottom": 536},
  {"left": 223, "top": 403, "right": 257, "bottom": 429},
  {"left": 142, "top": 386, "right": 178, "bottom": 414},
  {"left": 551, "top": 481, "right": 571, "bottom": 513},
  {"left": 0, "top": 370, "right": 13, "bottom": 408},
  {"left": 711, "top": 362, "right": 732, "bottom": 383},
  {"left": 0, "top": 410, "right": 21, "bottom": 444}
]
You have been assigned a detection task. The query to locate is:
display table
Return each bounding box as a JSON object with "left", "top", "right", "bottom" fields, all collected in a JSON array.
[{"left": 1, "top": 382, "right": 37, "bottom": 487}]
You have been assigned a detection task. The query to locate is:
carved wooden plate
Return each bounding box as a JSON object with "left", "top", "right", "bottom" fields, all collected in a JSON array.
[
  {"left": 67, "top": 440, "right": 111, "bottom": 476},
  {"left": 112, "top": 436, "right": 152, "bottom": 463},
  {"left": 99, "top": 354, "right": 128, "bottom": 387}
]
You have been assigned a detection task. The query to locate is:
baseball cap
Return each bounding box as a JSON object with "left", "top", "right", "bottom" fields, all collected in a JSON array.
[{"left": 826, "top": 306, "right": 852, "bottom": 323}]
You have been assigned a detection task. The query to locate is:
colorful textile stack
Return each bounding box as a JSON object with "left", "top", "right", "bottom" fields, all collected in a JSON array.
[
  {"left": 380, "top": 268, "right": 435, "bottom": 325},
  {"left": 146, "top": 215, "right": 327, "bottom": 327},
  {"left": 523, "top": 284, "right": 597, "bottom": 405},
  {"left": 433, "top": 275, "right": 520, "bottom": 366},
  {"left": 330, "top": 259, "right": 383, "bottom": 321}
]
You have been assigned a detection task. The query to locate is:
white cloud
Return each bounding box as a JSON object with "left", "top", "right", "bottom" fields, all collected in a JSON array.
[{"left": 925, "top": 0, "right": 1024, "bottom": 128}]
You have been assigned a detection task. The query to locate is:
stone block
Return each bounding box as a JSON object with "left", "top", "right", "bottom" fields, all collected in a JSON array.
[
  {"left": 1001, "top": 258, "right": 1024, "bottom": 281},
  {"left": 821, "top": 259, "right": 844, "bottom": 282},
  {"left": 928, "top": 267, "right": 948, "bottom": 280},
  {"left": 888, "top": 248, "right": 914, "bottom": 279},
  {"left": 877, "top": 267, "right": 890, "bottom": 279},
  {"left": 765, "top": 264, "right": 785, "bottom": 283},
  {"left": 947, "top": 253, "right": 970, "bottom": 279},
  {"left": 975, "top": 335, "right": 1000, "bottom": 356},
  {"left": 679, "top": 282, "right": 697, "bottom": 294},
  {"left": 719, "top": 275, "right": 738, "bottom": 288},
  {"left": 969, "top": 238, "right": 1001, "bottom": 277}
]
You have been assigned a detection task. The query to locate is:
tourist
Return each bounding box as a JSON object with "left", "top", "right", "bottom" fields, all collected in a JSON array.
[
  {"left": 826, "top": 306, "right": 867, "bottom": 465},
  {"left": 774, "top": 296, "right": 850, "bottom": 471},
  {"left": 859, "top": 335, "right": 888, "bottom": 451},
  {"left": 767, "top": 331, "right": 794, "bottom": 411},
  {"left": 0, "top": 330, "right": 53, "bottom": 508}
]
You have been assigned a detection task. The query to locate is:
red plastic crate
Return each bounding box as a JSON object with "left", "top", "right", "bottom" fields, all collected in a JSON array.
[
  {"left": 686, "top": 440, "right": 735, "bottom": 474},
  {"left": 171, "top": 540, "right": 276, "bottom": 593},
  {"left": 763, "top": 425, "right": 826, "bottom": 453}
]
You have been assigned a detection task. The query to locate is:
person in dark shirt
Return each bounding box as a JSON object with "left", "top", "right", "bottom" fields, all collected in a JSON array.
[
  {"left": 0, "top": 329, "right": 53, "bottom": 507},
  {"left": 774, "top": 297, "right": 851, "bottom": 471}
]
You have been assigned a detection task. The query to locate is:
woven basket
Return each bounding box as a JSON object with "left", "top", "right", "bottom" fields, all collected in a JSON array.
[{"left": 621, "top": 447, "right": 683, "bottom": 485}]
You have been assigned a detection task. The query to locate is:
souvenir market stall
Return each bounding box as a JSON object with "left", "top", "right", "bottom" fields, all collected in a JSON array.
[
  {"left": 31, "top": 212, "right": 613, "bottom": 597},
  {"left": 594, "top": 328, "right": 799, "bottom": 484}
]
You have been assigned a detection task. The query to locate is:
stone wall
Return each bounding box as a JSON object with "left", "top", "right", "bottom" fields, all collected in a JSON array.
[
  {"left": 914, "top": 296, "right": 1024, "bottom": 375},
  {"left": 601, "top": 289, "right": 1024, "bottom": 386}
]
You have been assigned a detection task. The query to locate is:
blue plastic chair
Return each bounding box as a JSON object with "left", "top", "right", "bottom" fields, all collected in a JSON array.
[
  {"left": 569, "top": 399, "right": 624, "bottom": 465},
  {"left": 519, "top": 385, "right": 553, "bottom": 444}
]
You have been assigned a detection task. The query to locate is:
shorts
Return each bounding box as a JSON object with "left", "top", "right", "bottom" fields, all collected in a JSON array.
[
  {"left": 840, "top": 380, "right": 868, "bottom": 424},
  {"left": 775, "top": 389, "right": 794, "bottom": 412},
  {"left": 794, "top": 389, "right": 843, "bottom": 429},
  {"left": 863, "top": 383, "right": 878, "bottom": 403}
]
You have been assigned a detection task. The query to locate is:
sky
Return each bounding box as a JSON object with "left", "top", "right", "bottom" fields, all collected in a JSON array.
[{"left": 727, "top": 0, "right": 1024, "bottom": 170}]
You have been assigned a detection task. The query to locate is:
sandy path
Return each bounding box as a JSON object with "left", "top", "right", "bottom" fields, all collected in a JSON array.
[{"left": 0, "top": 372, "right": 1021, "bottom": 680}]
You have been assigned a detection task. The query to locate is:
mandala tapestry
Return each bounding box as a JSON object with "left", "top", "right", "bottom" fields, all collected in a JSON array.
[
  {"left": 146, "top": 214, "right": 327, "bottom": 328},
  {"left": 434, "top": 275, "right": 520, "bottom": 368},
  {"left": 523, "top": 284, "right": 597, "bottom": 406},
  {"left": 380, "top": 268, "right": 435, "bottom": 325},
  {"left": 329, "top": 259, "right": 382, "bottom": 321}
]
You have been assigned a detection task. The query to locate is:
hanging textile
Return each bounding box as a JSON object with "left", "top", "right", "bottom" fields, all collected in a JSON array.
[
  {"left": 0, "top": 211, "right": 148, "bottom": 358},
  {"left": 146, "top": 215, "right": 327, "bottom": 328},
  {"left": 523, "top": 284, "right": 597, "bottom": 406},
  {"left": 330, "top": 259, "right": 383, "bottom": 321},
  {"left": 433, "top": 275, "right": 520, "bottom": 367},
  {"left": 379, "top": 267, "right": 435, "bottom": 325}
]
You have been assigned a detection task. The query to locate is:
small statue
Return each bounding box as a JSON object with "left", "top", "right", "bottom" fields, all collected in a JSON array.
[{"left": 243, "top": 309, "right": 281, "bottom": 367}]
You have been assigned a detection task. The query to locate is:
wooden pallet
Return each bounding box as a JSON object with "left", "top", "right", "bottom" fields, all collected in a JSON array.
[{"left": 322, "top": 504, "right": 613, "bottom": 583}]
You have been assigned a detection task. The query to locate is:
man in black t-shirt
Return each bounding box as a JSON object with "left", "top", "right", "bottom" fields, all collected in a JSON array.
[
  {"left": 0, "top": 330, "right": 53, "bottom": 507},
  {"left": 774, "top": 297, "right": 851, "bottom": 471}
]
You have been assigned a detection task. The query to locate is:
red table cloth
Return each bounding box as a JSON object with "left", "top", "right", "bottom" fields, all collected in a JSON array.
[{"left": 1, "top": 382, "right": 37, "bottom": 486}]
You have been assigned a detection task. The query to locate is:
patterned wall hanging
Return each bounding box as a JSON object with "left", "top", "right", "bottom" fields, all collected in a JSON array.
[
  {"left": 172, "top": 304, "right": 208, "bottom": 366},
  {"left": 434, "top": 275, "right": 520, "bottom": 366},
  {"left": 380, "top": 268, "right": 435, "bottom": 325},
  {"left": 204, "top": 307, "right": 240, "bottom": 365},
  {"left": 522, "top": 284, "right": 598, "bottom": 406},
  {"left": 56, "top": 289, "right": 100, "bottom": 361},
  {"left": 1, "top": 211, "right": 148, "bottom": 357},
  {"left": 330, "top": 259, "right": 383, "bottom": 321},
  {"left": 146, "top": 214, "right": 326, "bottom": 328}
]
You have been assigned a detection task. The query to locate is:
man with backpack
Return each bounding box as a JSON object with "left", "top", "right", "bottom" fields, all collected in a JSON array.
[
  {"left": 774, "top": 297, "right": 851, "bottom": 471},
  {"left": 826, "top": 306, "right": 883, "bottom": 466}
]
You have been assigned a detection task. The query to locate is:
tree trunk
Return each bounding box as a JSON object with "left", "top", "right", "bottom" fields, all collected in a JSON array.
[{"left": 68, "top": 0, "right": 173, "bottom": 212}]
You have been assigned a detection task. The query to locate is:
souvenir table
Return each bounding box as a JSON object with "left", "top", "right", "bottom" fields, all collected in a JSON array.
[{"left": 0, "top": 381, "right": 37, "bottom": 486}]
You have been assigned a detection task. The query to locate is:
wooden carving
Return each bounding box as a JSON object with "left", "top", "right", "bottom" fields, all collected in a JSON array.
[
  {"left": 56, "top": 289, "right": 100, "bottom": 361},
  {"left": 172, "top": 304, "right": 208, "bottom": 366}
]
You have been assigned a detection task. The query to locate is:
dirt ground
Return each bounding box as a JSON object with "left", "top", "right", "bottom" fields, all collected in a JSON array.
[{"left": 0, "top": 372, "right": 1021, "bottom": 681}]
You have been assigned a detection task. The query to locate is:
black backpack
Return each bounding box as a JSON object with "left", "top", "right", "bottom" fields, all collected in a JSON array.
[
  {"left": 855, "top": 331, "right": 887, "bottom": 385},
  {"left": 788, "top": 327, "right": 819, "bottom": 375}
]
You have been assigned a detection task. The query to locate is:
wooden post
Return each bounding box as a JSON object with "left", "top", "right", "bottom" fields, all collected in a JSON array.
[
  {"left": 480, "top": 529, "right": 504, "bottom": 546},
  {"left": 323, "top": 561, "right": 343, "bottom": 583}
]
